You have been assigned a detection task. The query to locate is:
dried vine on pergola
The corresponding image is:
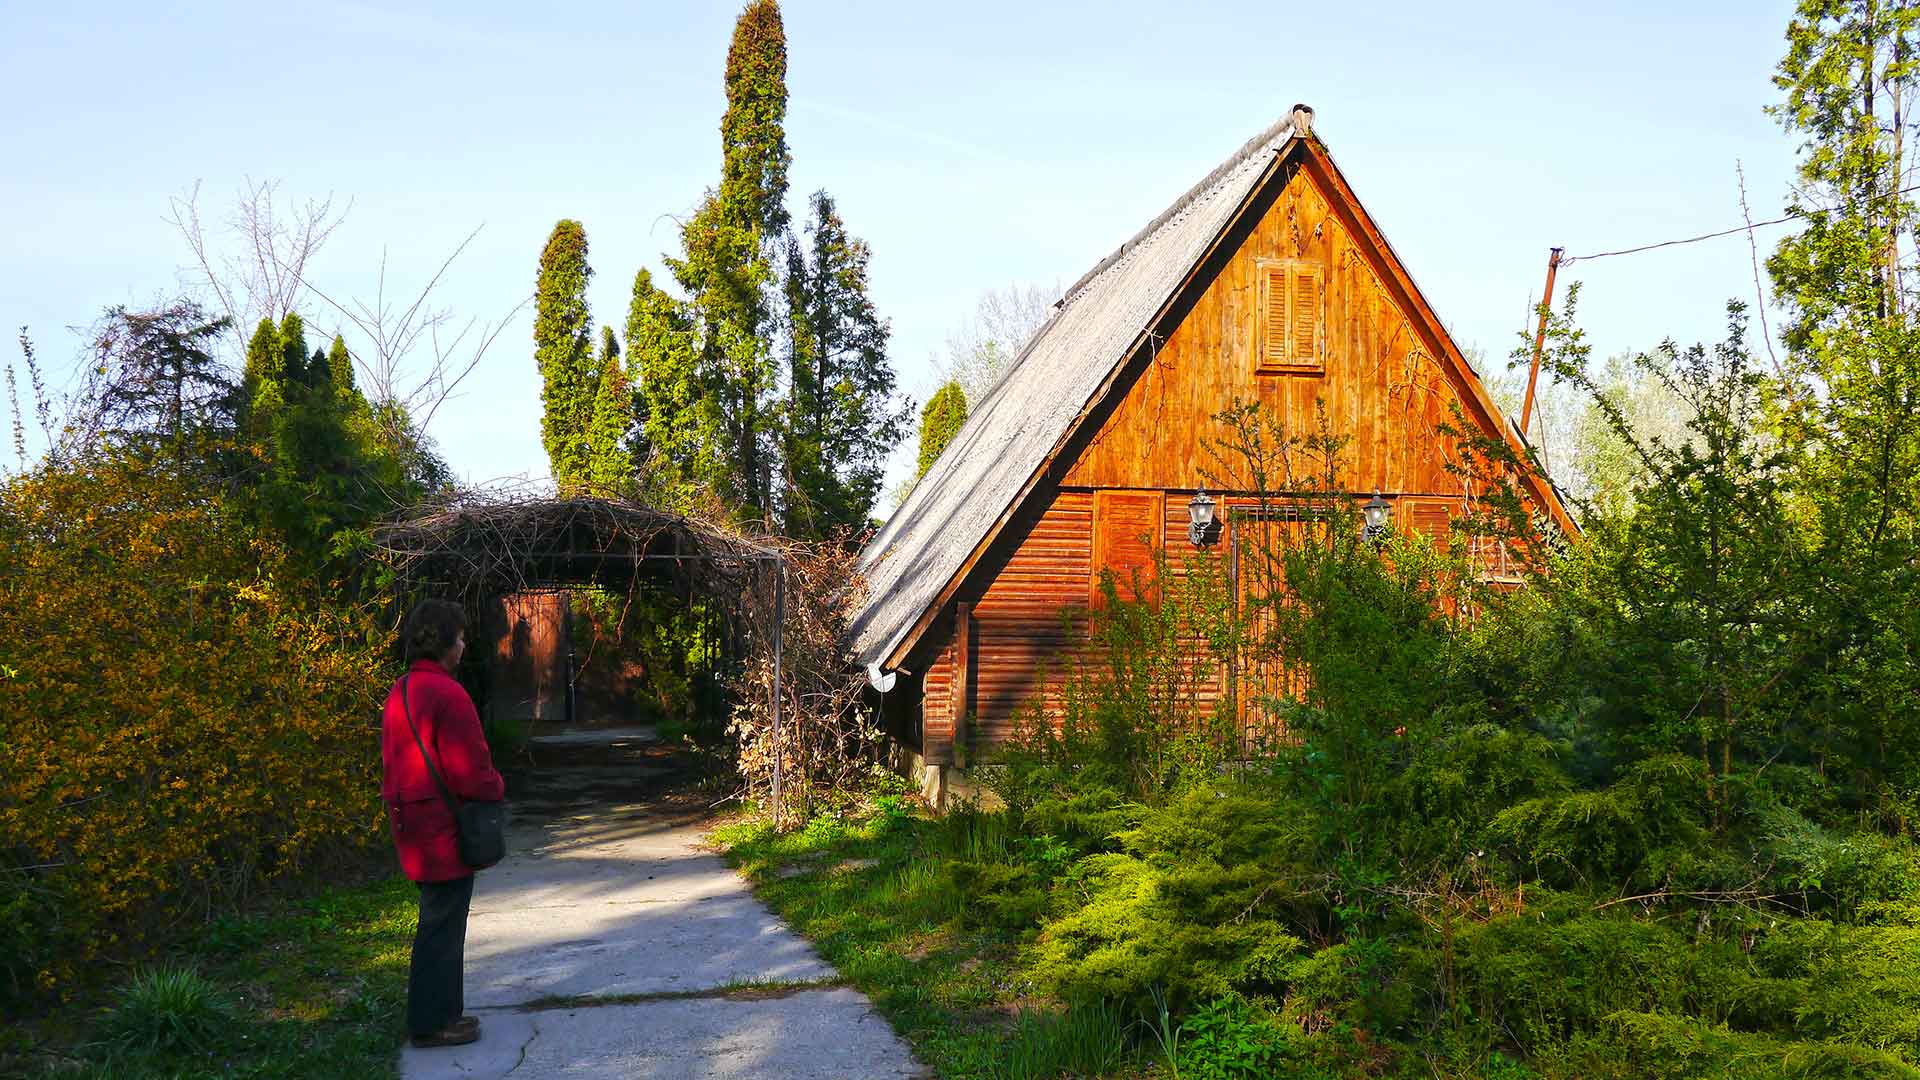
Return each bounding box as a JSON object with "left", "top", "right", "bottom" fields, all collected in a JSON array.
[{"left": 371, "top": 490, "right": 777, "bottom": 611}]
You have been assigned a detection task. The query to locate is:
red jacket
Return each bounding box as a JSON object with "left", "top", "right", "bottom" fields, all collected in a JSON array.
[{"left": 381, "top": 660, "right": 506, "bottom": 882}]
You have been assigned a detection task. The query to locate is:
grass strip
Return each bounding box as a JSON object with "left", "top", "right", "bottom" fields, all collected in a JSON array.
[
  {"left": 711, "top": 808, "right": 1148, "bottom": 1079},
  {"left": 5, "top": 870, "right": 418, "bottom": 1079}
]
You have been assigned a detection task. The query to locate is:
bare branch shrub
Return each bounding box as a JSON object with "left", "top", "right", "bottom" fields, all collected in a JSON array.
[
  {"left": 169, "top": 180, "right": 527, "bottom": 446},
  {"left": 6, "top": 328, "right": 54, "bottom": 473},
  {"left": 299, "top": 233, "right": 530, "bottom": 440},
  {"left": 168, "top": 179, "right": 346, "bottom": 358},
  {"left": 727, "top": 537, "right": 878, "bottom": 825},
  {"left": 938, "top": 282, "right": 1059, "bottom": 407}
]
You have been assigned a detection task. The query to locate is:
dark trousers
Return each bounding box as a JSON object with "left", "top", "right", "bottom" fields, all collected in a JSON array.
[{"left": 407, "top": 875, "right": 475, "bottom": 1036}]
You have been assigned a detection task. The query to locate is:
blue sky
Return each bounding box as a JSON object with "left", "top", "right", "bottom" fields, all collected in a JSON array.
[{"left": 3, "top": 0, "right": 1802, "bottom": 497}]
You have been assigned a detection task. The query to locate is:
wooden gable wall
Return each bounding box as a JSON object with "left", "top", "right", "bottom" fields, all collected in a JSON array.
[
  {"left": 912, "top": 145, "right": 1544, "bottom": 762},
  {"left": 1064, "top": 156, "right": 1485, "bottom": 498}
]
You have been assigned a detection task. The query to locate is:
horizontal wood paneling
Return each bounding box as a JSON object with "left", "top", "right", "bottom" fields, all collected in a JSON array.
[
  {"left": 920, "top": 491, "right": 1095, "bottom": 751},
  {"left": 973, "top": 489, "right": 1091, "bottom": 742},
  {"left": 1160, "top": 497, "right": 1230, "bottom": 720}
]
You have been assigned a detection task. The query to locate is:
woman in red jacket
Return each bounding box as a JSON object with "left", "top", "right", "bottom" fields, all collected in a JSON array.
[{"left": 382, "top": 599, "right": 506, "bottom": 1049}]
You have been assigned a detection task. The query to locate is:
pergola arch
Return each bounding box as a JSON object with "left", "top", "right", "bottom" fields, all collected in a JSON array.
[{"left": 372, "top": 493, "right": 787, "bottom": 807}]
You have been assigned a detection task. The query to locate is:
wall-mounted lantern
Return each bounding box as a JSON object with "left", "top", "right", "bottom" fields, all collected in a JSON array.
[
  {"left": 1362, "top": 490, "right": 1391, "bottom": 545},
  {"left": 1188, "top": 490, "right": 1219, "bottom": 547}
]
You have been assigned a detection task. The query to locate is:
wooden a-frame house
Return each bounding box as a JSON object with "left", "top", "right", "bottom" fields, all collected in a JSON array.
[{"left": 850, "top": 107, "right": 1575, "bottom": 797}]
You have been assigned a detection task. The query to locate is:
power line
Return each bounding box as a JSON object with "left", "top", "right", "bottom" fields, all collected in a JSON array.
[{"left": 1561, "top": 181, "right": 1920, "bottom": 266}]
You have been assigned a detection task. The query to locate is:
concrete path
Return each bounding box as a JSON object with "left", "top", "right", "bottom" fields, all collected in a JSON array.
[{"left": 400, "top": 727, "right": 925, "bottom": 1080}]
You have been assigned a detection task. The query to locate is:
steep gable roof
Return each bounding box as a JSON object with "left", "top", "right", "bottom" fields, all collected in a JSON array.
[
  {"left": 849, "top": 115, "right": 1302, "bottom": 668},
  {"left": 851, "top": 111, "right": 1572, "bottom": 670}
]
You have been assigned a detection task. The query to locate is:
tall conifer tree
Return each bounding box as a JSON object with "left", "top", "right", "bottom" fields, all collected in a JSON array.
[
  {"left": 326, "top": 334, "right": 360, "bottom": 407},
  {"left": 916, "top": 380, "right": 968, "bottom": 481},
  {"left": 622, "top": 271, "right": 653, "bottom": 471},
  {"left": 585, "top": 327, "right": 635, "bottom": 491},
  {"left": 719, "top": 0, "right": 791, "bottom": 236},
  {"left": 84, "top": 301, "right": 233, "bottom": 457},
  {"left": 663, "top": 0, "right": 791, "bottom": 518},
  {"left": 628, "top": 269, "right": 714, "bottom": 501},
  {"left": 240, "top": 317, "right": 285, "bottom": 438},
  {"left": 628, "top": 0, "right": 905, "bottom": 524},
  {"left": 535, "top": 220, "right": 597, "bottom": 491},
  {"left": 277, "top": 313, "right": 309, "bottom": 389},
  {"left": 783, "top": 190, "right": 909, "bottom": 536}
]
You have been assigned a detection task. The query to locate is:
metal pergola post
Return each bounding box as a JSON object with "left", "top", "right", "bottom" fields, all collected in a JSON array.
[{"left": 770, "top": 558, "right": 785, "bottom": 829}]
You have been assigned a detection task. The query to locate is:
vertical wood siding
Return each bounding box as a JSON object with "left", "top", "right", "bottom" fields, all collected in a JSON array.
[{"left": 1063, "top": 164, "right": 1481, "bottom": 498}]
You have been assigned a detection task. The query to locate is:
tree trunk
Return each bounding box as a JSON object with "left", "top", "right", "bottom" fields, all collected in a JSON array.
[{"left": 1890, "top": 24, "right": 1906, "bottom": 314}]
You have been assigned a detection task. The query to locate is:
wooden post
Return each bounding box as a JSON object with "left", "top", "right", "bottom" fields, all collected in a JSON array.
[
  {"left": 1520, "top": 247, "right": 1564, "bottom": 439},
  {"left": 951, "top": 601, "right": 970, "bottom": 768}
]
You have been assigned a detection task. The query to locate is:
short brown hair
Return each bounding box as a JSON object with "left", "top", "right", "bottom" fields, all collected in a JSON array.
[{"left": 401, "top": 599, "right": 466, "bottom": 664}]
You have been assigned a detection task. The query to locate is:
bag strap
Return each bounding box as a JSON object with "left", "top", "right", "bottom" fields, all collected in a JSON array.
[{"left": 400, "top": 673, "right": 463, "bottom": 815}]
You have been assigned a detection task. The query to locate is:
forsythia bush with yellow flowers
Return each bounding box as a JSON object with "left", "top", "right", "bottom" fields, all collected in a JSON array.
[{"left": 0, "top": 449, "right": 391, "bottom": 1001}]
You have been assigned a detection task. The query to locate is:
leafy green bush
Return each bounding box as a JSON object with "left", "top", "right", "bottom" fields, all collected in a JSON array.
[
  {"left": 1377, "top": 723, "right": 1571, "bottom": 869},
  {"left": 1749, "top": 918, "right": 1920, "bottom": 1053},
  {"left": 1176, "top": 993, "right": 1299, "bottom": 1079},
  {"left": 1759, "top": 804, "right": 1920, "bottom": 916},
  {"left": 1453, "top": 912, "right": 1752, "bottom": 1052},
  {"left": 1026, "top": 783, "right": 1312, "bottom": 1008}
]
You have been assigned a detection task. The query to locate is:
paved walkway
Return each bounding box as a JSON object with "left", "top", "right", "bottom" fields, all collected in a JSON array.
[{"left": 400, "top": 727, "right": 924, "bottom": 1080}]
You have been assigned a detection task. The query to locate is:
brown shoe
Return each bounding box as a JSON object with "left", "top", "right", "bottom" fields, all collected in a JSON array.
[
  {"left": 410, "top": 1021, "right": 480, "bottom": 1048},
  {"left": 452, "top": 1015, "right": 480, "bottom": 1033}
]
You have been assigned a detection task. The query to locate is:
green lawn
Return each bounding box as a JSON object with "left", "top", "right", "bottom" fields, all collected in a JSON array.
[{"left": 5, "top": 869, "right": 419, "bottom": 1079}]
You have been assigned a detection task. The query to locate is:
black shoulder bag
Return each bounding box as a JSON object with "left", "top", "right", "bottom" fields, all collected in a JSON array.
[{"left": 401, "top": 674, "right": 506, "bottom": 870}]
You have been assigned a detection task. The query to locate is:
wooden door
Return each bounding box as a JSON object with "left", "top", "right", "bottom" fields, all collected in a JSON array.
[{"left": 1091, "top": 490, "right": 1163, "bottom": 607}]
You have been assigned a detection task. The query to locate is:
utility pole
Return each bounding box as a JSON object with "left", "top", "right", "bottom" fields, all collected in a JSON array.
[{"left": 1520, "top": 247, "right": 1564, "bottom": 440}]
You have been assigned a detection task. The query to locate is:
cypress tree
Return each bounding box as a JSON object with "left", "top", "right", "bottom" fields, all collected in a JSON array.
[
  {"left": 278, "top": 313, "right": 310, "bottom": 388},
  {"left": 585, "top": 327, "right": 634, "bottom": 492},
  {"left": 783, "top": 190, "right": 909, "bottom": 536},
  {"left": 627, "top": 268, "right": 716, "bottom": 502},
  {"left": 719, "top": 0, "right": 791, "bottom": 235},
  {"left": 325, "top": 335, "right": 364, "bottom": 410},
  {"left": 239, "top": 317, "right": 285, "bottom": 438},
  {"left": 916, "top": 380, "right": 968, "bottom": 480},
  {"left": 535, "top": 219, "right": 597, "bottom": 491},
  {"left": 622, "top": 270, "right": 657, "bottom": 471},
  {"left": 662, "top": 0, "right": 792, "bottom": 518}
]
